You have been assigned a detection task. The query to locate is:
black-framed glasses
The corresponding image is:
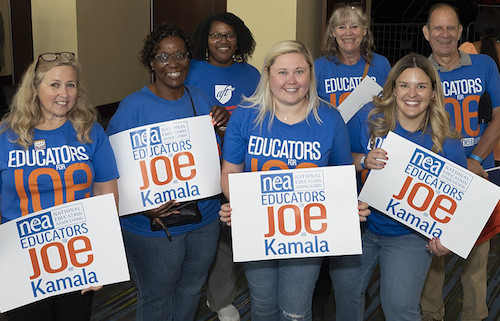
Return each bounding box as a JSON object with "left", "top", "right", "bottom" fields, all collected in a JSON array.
[
  {"left": 334, "top": 1, "right": 363, "bottom": 10},
  {"left": 208, "top": 33, "right": 237, "bottom": 42},
  {"left": 36, "top": 52, "right": 75, "bottom": 69},
  {"left": 154, "top": 51, "right": 189, "bottom": 66}
]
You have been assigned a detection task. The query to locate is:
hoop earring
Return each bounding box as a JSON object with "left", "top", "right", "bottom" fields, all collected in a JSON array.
[{"left": 233, "top": 54, "right": 243, "bottom": 63}]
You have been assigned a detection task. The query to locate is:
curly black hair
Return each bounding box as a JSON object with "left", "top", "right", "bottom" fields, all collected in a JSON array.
[
  {"left": 140, "top": 24, "right": 192, "bottom": 72},
  {"left": 191, "top": 12, "right": 255, "bottom": 62}
]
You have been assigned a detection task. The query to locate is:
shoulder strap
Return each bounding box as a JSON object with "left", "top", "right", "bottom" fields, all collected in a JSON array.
[
  {"left": 184, "top": 86, "right": 197, "bottom": 116},
  {"left": 362, "top": 61, "right": 370, "bottom": 80}
]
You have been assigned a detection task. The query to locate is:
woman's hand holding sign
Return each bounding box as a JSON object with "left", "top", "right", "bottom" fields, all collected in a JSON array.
[
  {"left": 357, "top": 201, "right": 370, "bottom": 222},
  {"left": 427, "top": 238, "right": 450, "bottom": 257},
  {"left": 363, "top": 148, "right": 388, "bottom": 170},
  {"left": 147, "top": 200, "right": 180, "bottom": 229},
  {"left": 210, "top": 105, "right": 230, "bottom": 127},
  {"left": 81, "top": 286, "right": 103, "bottom": 295},
  {"left": 211, "top": 105, "right": 230, "bottom": 138},
  {"left": 219, "top": 202, "right": 232, "bottom": 226}
]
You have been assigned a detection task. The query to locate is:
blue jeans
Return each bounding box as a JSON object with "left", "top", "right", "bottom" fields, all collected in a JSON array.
[
  {"left": 330, "top": 230, "right": 432, "bottom": 321},
  {"left": 243, "top": 257, "right": 322, "bottom": 321},
  {"left": 122, "top": 219, "right": 219, "bottom": 321}
]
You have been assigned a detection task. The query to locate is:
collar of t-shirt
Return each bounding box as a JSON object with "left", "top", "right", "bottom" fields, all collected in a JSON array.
[{"left": 428, "top": 50, "right": 472, "bottom": 72}]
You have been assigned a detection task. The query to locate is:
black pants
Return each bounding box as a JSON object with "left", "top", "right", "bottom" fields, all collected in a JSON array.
[{"left": 6, "top": 291, "right": 94, "bottom": 321}]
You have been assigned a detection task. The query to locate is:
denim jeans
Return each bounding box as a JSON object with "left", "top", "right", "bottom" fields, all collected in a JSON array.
[
  {"left": 330, "top": 230, "right": 432, "bottom": 321},
  {"left": 243, "top": 257, "right": 322, "bottom": 321},
  {"left": 122, "top": 218, "right": 219, "bottom": 321}
]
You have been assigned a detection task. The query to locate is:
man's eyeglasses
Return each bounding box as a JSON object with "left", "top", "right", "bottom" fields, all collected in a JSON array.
[
  {"left": 36, "top": 52, "right": 75, "bottom": 69},
  {"left": 208, "top": 33, "right": 237, "bottom": 42},
  {"left": 154, "top": 52, "right": 189, "bottom": 66}
]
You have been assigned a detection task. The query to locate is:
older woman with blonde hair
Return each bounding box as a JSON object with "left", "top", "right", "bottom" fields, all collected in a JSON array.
[
  {"left": 0, "top": 52, "right": 118, "bottom": 321},
  {"left": 312, "top": 4, "right": 391, "bottom": 318},
  {"left": 314, "top": 3, "right": 390, "bottom": 107},
  {"left": 331, "top": 53, "right": 467, "bottom": 321}
]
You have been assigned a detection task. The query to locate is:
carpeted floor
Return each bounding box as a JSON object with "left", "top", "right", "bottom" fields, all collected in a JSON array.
[
  {"left": 85, "top": 234, "right": 500, "bottom": 321},
  {"left": 1, "top": 235, "right": 496, "bottom": 320}
]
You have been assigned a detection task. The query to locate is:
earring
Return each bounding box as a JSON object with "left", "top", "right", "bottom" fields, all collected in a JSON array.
[
  {"left": 233, "top": 54, "right": 243, "bottom": 63},
  {"left": 205, "top": 49, "right": 209, "bottom": 61}
]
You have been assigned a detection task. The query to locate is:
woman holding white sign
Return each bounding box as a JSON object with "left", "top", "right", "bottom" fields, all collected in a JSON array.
[
  {"left": 334, "top": 53, "right": 468, "bottom": 321},
  {"left": 0, "top": 53, "right": 119, "bottom": 320},
  {"left": 106, "top": 25, "right": 229, "bottom": 321},
  {"left": 312, "top": 4, "right": 391, "bottom": 317},
  {"left": 219, "top": 40, "right": 370, "bottom": 321},
  {"left": 186, "top": 12, "right": 260, "bottom": 321}
]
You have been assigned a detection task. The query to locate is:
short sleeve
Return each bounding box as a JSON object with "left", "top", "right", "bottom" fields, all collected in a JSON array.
[{"left": 222, "top": 107, "right": 249, "bottom": 165}]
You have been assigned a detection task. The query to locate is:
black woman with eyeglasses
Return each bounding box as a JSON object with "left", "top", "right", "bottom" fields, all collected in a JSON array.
[
  {"left": 185, "top": 12, "right": 260, "bottom": 321},
  {"left": 106, "top": 24, "right": 229, "bottom": 321},
  {"left": 0, "top": 52, "right": 119, "bottom": 321},
  {"left": 187, "top": 12, "right": 259, "bottom": 116}
]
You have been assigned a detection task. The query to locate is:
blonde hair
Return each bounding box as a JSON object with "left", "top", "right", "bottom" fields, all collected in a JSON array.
[
  {"left": 243, "top": 40, "right": 322, "bottom": 129},
  {"left": 1, "top": 57, "right": 97, "bottom": 149},
  {"left": 368, "top": 53, "right": 459, "bottom": 153},
  {"left": 322, "top": 4, "right": 374, "bottom": 64}
]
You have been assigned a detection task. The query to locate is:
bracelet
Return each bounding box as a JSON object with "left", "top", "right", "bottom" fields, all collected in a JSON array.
[
  {"left": 468, "top": 153, "right": 483, "bottom": 164},
  {"left": 360, "top": 155, "right": 367, "bottom": 169}
]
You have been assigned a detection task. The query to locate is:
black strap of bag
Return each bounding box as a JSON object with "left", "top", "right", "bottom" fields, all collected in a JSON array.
[
  {"left": 149, "top": 86, "right": 201, "bottom": 240},
  {"left": 185, "top": 86, "right": 197, "bottom": 115},
  {"left": 478, "top": 91, "right": 492, "bottom": 124}
]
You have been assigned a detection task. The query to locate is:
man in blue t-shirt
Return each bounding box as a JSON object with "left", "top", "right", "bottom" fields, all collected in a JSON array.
[{"left": 420, "top": 4, "right": 500, "bottom": 321}]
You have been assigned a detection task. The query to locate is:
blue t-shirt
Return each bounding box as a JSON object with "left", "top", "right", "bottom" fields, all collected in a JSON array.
[
  {"left": 0, "top": 121, "right": 119, "bottom": 222},
  {"left": 430, "top": 52, "right": 500, "bottom": 169},
  {"left": 314, "top": 53, "right": 391, "bottom": 106},
  {"left": 185, "top": 60, "right": 260, "bottom": 113},
  {"left": 348, "top": 103, "right": 467, "bottom": 236},
  {"left": 222, "top": 102, "right": 353, "bottom": 172},
  {"left": 106, "top": 85, "right": 221, "bottom": 237}
]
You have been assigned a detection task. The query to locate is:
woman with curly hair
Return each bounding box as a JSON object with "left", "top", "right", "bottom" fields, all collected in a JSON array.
[
  {"left": 0, "top": 52, "right": 118, "bottom": 321},
  {"left": 314, "top": 3, "right": 390, "bottom": 107},
  {"left": 334, "top": 53, "right": 467, "bottom": 321},
  {"left": 186, "top": 12, "right": 260, "bottom": 321},
  {"left": 106, "top": 24, "right": 229, "bottom": 321},
  {"left": 187, "top": 12, "right": 260, "bottom": 114}
]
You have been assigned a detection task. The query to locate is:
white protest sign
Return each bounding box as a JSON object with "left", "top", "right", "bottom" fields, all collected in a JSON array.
[
  {"left": 0, "top": 194, "right": 129, "bottom": 312},
  {"left": 338, "top": 76, "right": 382, "bottom": 123},
  {"left": 359, "top": 132, "right": 500, "bottom": 259},
  {"left": 229, "top": 166, "right": 361, "bottom": 262},
  {"left": 109, "top": 115, "right": 221, "bottom": 216}
]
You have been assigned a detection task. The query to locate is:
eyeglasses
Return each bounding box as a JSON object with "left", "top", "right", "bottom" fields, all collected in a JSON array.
[
  {"left": 154, "top": 52, "right": 189, "bottom": 65},
  {"left": 334, "top": 2, "right": 363, "bottom": 10},
  {"left": 36, "top": 52, "right": 75, "bottom": 69},
  {"left": 208, "top": 33, "right": 237, "bottom": 42}
]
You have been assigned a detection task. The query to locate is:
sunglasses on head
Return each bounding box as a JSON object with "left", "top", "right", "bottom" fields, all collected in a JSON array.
[{"left": 35, "top": 52, "right": 75, "bottom": 69}]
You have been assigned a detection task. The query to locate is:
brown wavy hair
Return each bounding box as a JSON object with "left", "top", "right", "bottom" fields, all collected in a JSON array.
[{"left": 368, "top": 53, "right": 460, "bottom": 153}]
